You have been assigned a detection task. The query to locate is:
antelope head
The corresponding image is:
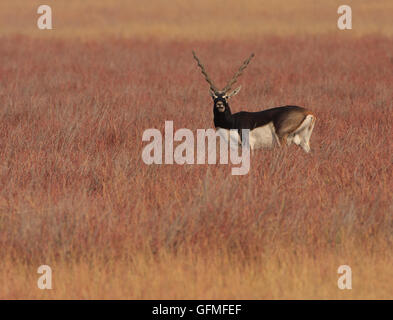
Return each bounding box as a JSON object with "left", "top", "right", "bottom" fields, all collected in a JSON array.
[{"left": 192, "top": 51, "right": 254, "bottom": 113}]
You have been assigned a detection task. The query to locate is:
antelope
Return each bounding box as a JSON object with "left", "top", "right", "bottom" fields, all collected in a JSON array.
[{"left": 192, "top": 51, "right": 316, "bottom": 153}]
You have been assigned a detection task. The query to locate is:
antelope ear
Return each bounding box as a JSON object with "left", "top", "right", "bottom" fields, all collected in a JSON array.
[
  {"left": 226, "top": 86, "right": 241, "bottom": 99},
  {"left": 209, "top": 89, "right": 217, "bottom": 98}
]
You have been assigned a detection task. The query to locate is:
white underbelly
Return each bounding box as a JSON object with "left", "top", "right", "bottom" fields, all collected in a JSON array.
[
  {"left": 216, "top": 123, "right": 277, "bottom": 150},
  {"left": 249, "top": 123, "right": 276, "bottom": 149}
]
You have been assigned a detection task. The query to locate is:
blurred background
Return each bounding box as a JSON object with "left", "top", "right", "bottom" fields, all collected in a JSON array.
[{"left": 1, "top": 0, "right": 393, "bottom": 39}]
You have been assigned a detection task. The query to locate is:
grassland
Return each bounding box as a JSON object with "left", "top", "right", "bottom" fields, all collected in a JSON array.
[{"left": 0, "top": 1, "right": 393, "bottom": 299}]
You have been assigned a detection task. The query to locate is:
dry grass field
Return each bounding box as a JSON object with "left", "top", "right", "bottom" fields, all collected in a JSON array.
[{"left": 0, "top": 1, "right": 393, "bottom": 299}]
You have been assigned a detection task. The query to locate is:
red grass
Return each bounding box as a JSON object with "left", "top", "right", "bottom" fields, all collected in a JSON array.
[{"left": 0, "top": 35, "right": 392, "bottom": 298}]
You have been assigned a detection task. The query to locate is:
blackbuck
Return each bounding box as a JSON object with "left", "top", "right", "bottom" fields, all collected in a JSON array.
[{"left": 192, "top": 51, "right": 316, "bottom": 153}]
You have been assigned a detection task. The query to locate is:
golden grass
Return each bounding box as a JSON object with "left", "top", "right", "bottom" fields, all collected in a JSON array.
[
  {"left": 1, "top": 0, "right": 393, "bottom": 39},
  {"left": 3, "top": 250, "right": 393, "bottom": 299}
]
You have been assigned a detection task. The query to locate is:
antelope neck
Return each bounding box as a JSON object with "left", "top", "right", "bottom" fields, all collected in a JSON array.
[{"left": 213, "top": 104, "right": 234, "bottom": 129}]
